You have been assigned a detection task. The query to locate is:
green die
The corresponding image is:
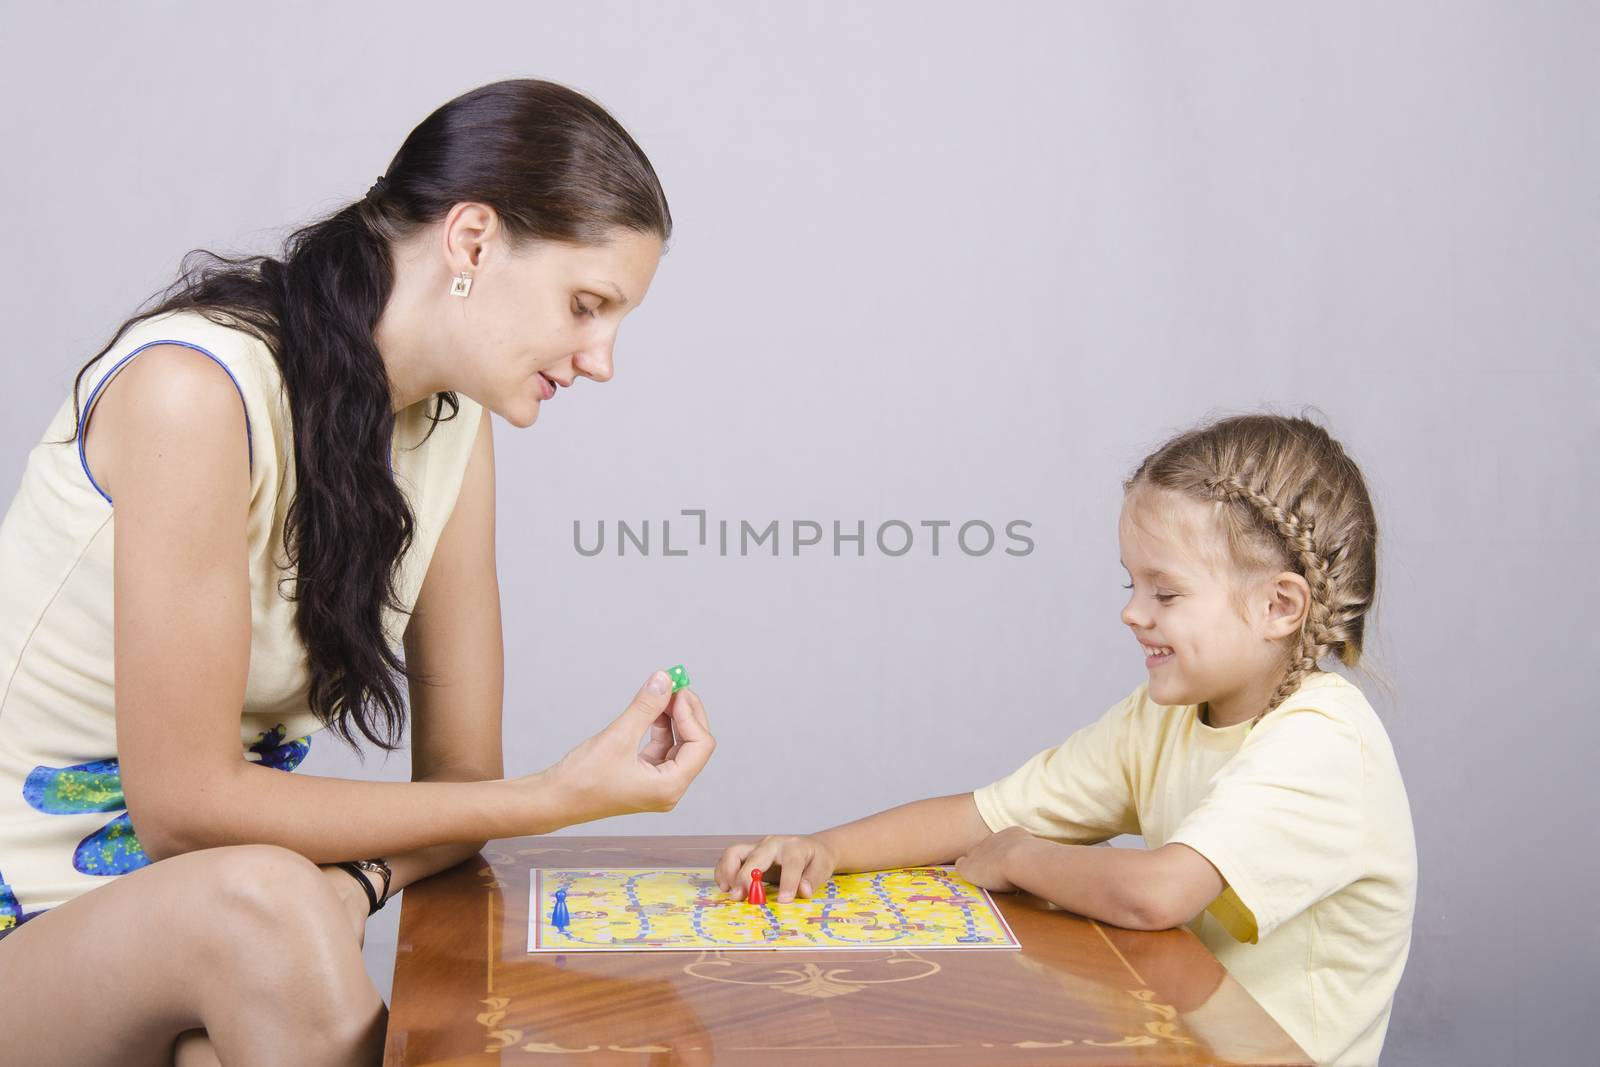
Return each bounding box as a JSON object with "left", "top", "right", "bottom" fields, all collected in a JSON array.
[{"left": 668, "top": 664, "right": 691, "bottom": 692}]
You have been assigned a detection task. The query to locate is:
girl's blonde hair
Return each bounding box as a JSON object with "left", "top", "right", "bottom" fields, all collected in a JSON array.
[{"left": 1125, "top": 413, "right": 1378, "bottom": 719}]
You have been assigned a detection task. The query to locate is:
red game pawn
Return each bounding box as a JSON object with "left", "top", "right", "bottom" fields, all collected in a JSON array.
[{"left": 747, "top": 868, "right": 767, "bottom": 906}]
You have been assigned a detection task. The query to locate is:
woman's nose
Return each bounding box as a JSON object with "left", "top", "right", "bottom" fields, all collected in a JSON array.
[{"left": 574, "top": 340, "right": 614, "bottom": 383}]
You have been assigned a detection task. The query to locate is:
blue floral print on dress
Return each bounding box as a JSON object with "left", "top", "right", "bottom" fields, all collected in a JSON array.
[
  {"left": 1, "top": 867, "right": 39, "bottom": 937},
  {"left": 20, "top": 724, "right": 311, "bottom": 877}
]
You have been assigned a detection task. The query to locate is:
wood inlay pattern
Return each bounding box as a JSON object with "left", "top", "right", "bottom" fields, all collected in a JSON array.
[{"left": 384, "top": 835, "right": 1311, "bottom": 1065}]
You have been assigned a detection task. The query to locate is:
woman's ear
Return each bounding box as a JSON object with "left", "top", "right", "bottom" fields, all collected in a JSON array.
[
  {"left": 442, "top": 201, "right": 498, "bottom": 271},
  {"left": 1263, "top": 571, "right": 1311, "bottom": 639}
]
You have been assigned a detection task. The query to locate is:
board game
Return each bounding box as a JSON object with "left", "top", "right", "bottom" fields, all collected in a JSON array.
[{"left": 527, "top": 866, "right": 1021, "bottom": 953}]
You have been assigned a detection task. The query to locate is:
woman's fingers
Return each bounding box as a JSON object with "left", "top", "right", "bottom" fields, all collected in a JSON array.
[
  {"left": 657, "top": 690, "right": 703, "bottom": 763},
  {"left": 654, "top": 690, "right": 715, "bottom": 790},
  {"left": 634, "top": 685, "right": 706, "bottom": 767},
  {"left": 638, "top": 711, "right": 676, "bottom": 765},
  {"left": 552, "top": 673, "right": 713, "bottom": 819},
  {"left": 612, "top": 671, "right": 674, "bottom": 744},
  {"left": 681, "top": 688, "right": 710, "bottom": 732}
]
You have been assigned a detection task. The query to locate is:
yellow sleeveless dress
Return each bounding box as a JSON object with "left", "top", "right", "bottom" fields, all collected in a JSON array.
[{"left": 0, "top": 308, "right": 483, "bottom": 936}]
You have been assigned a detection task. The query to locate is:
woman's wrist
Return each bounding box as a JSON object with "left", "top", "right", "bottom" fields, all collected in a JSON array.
[
  {"left": 334, "top": 861, "right": 386, "bottom": 914},
  {"left": 511, "top": 765, "right": 595, "bottom": 835},
  {"left": 321, "top": 863, "right": 373, "bottom": 916}
]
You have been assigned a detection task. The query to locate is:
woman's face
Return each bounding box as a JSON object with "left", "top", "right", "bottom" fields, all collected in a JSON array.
[{"left": 423, "top": 214, "right": 663, "bottom": 427}]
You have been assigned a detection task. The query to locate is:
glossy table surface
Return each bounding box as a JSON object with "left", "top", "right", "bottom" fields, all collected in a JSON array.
[{"left": 383, "top": 835, "right": 1311, "bottom": 1066}]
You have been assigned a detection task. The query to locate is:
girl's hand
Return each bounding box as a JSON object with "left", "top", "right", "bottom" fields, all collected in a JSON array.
[
  {"left": 319, "top": 864, "right": 371, "bottom": 949},
  {"left": 542, "top": 672, "right": 715, "bottom": 825},
  {"left": 715, "top": 835, "right": 838, "bottom": 904},
  {"left": 954, "top": 826, "right": 1037, "bottom": 892}
]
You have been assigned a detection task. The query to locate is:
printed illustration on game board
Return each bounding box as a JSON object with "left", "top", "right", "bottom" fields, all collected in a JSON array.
[{"left": 528, "top": 867, "right": 1021, "bottom": 953}]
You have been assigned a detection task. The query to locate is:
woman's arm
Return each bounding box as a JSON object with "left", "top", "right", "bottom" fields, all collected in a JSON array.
[
  {"left": 105, "top": 348, "right": 711, "bottom": 863},
  {"left": 385, "top": 404, "right": 505, "bottom": 895}
]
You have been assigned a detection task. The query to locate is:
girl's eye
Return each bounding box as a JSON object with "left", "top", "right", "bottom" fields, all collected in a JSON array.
[
  {"left": 1154, "top": 593, "right": 1179, "bottom": 604},
  {"left": 1122, "top": 582, "right": 1134, "bottom": 590}
]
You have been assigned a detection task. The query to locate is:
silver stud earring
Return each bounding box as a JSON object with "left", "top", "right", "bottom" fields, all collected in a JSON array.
[{"left": 449, "top": 271, "right": 473, "bottom": 298}]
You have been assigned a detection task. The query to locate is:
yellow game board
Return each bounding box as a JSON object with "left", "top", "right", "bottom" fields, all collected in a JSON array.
[{"left": 528, "top": 866, "right": 1021, "bottom": 952}]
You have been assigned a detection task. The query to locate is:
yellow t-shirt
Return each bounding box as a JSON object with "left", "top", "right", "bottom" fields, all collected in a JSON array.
[
  {"left": 0, "top": 308, "right": 483, "bottom": 932},
  {"left": 973, "top": 672, "right": 1417, "bottom": 1067}
]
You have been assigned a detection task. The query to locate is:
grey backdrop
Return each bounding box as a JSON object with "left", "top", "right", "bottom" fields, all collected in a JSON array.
[{"left": 2, "top": 2, "right": 1594, "bottom": 1064}]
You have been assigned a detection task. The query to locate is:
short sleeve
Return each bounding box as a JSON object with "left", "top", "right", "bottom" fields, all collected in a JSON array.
[
  {"left": 1167, "top": 704, "right": 1366, "bottom": 942},
  {"left": 972, "top": 692, "right": 1142, "bottom": 844}
]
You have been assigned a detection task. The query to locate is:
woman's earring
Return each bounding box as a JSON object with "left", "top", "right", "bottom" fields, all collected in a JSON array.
[{"left": 450, "top": 271, "right": 474, "bottom": 298}]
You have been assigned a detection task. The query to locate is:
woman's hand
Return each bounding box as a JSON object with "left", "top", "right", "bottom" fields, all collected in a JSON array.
[
  {"left": 715, "top": 835, "right": 838, "bottom": 903},
  {"left": 540, "top": 671, "right": 715, "bottom": 826},
  {"left": 319, "top": 864, "right": 372, "bottom": 949}
]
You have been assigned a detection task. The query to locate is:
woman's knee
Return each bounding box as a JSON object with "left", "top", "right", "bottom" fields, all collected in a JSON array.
[
  {"left": 192, "top": 844, "right": 326, "bottom": 914},
  {"left": 175, "top": 846, "right": 382, "bottom": 1046},
  {"left": 173, "top": 846, "right": 368, "bottom": 985},
  {"left": 163, "top": 845, "right": 319, "bottom": 943}
]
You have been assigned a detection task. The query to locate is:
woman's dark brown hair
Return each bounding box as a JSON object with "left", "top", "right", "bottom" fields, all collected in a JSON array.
[{"left": 58, "top": 79, "right": 672, "bottom": 751}]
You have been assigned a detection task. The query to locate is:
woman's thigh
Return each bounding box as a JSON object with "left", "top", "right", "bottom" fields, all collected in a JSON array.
[{"left": 0, "top": 844, "right": 384, "bottom": 1067}]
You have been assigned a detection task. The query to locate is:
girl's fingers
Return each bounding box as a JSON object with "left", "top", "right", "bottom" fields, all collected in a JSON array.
[
  {"left": 776, "top": 852, "right": 809, "bottom": 903},
  {"left": 735, "top": 840, "right": 784, "bottom": 899},
  {"left": 715, "top": 843, "right": 753, "bottom": 891},
  {"left": 796, "top": 854, "right": 832, "bottom": 899}
]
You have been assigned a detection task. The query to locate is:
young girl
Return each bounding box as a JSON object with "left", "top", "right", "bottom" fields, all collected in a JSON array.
[
  {"left": 0, "top": 80, "right": 714, "bottom": 1066},
  {"left": 717, "top": 413, "right": 1417, "bottom": 1067}
]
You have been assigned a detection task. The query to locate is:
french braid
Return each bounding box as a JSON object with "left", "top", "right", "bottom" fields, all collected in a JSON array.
[
  {"left": 1126, "top": 414, "right": 1378, "bottom": 725},
  {"left": 1203, "top": 475, "right": 1337, "bottom": 719}
]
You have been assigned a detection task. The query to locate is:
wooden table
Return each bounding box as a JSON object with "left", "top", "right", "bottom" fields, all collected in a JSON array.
[{"left": 383, "top": 835, "right": 1311, "bottom": 1065}]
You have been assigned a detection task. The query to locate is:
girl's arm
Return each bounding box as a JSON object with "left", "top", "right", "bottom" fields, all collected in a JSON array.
[
  {"left": 955, "top": 828, "right": 1225, "bottom": 931},
  {"left": 104, "top": 348, "right": 712, "bottom": 864},
  {"left": 715, "top": 792, "right": 993, "bottom": 903},
  {"left": 819, "top": 793, "right": 994, "bottom": 872}
]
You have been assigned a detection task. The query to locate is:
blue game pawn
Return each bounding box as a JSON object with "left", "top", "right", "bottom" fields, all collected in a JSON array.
[{"left": 552, "top": 888, "right": 570, "bottom": 930}]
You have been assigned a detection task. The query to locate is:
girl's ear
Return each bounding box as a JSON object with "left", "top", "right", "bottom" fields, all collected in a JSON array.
[{"left": 1263, "top": 571, "right": 1311, "bottom": 640}]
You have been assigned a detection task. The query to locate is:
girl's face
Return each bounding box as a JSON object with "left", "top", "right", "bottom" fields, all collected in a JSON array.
[
  {"left": 459, "top": 227, "right": 664, "bottom": 428},
  {"left": 1117, "top": 489, "right": 1306, "bottom": 726}
]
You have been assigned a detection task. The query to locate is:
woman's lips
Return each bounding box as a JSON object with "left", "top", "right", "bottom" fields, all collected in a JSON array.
[{"left": 537, "top": 373, "right": 556, "bottom": 400}]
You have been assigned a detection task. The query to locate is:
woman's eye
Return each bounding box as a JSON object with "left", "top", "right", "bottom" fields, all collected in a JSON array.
[{"left": 573, "top": 298, "right": 598, "bottom": 319}]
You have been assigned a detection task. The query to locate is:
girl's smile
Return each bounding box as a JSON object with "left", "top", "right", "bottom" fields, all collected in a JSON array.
[
  {"left": 1140, "top": 643, "right": 1175, "bottom": 668},
  {"left": 1117, "top": 488, "right": 1309, "bottom": 726}
]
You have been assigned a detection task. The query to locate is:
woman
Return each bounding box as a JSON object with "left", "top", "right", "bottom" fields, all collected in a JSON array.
[{"left": 0, "top": 79, "right": 715, "bottom": 1065}]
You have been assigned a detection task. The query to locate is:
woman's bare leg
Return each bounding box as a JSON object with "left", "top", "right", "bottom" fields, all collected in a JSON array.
[{"left": 0, "top": 844, "right": 384, "bottom": 1067}]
